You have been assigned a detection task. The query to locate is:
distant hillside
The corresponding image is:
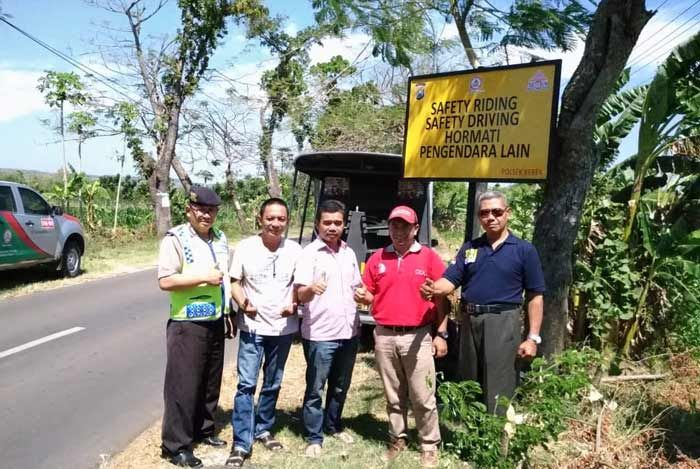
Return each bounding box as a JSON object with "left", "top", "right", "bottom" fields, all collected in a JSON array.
[{"left": 0, "top": 168, "right": 102, "bottom": 180}]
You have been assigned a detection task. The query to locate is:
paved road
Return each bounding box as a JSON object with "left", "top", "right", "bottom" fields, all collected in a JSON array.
[{"left": 0, "top": 269, "right": 235, "bottom": 469}]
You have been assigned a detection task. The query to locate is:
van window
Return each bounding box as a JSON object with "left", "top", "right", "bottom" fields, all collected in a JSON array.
[
  {"left": 18, "top": 188, "right": 51, "bottom": 215},
  {"left": 0, "top": 186, "right": 17, "bottom": 212}
]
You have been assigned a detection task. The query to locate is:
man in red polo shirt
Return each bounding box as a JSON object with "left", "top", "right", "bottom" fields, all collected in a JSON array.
[{"left": 354, "top": 205, "right": 448, "bottom": 468}]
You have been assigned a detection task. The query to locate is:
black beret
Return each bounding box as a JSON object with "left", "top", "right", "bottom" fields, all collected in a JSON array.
[{"left": 188, "top": 186, "right": 221, "bottom": 206}]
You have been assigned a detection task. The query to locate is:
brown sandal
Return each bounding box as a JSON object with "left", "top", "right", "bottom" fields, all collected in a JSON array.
[{"left": 257, "top": 434, "right": 284, "bottom": 451}]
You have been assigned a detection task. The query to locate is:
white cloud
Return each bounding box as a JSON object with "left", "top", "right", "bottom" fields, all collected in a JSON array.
[
  {"left": 309, "top": 32, "right": 372, "bottom": 66},
  {"left": 0, "top": 68, "right": 45, "bottom": 122}
]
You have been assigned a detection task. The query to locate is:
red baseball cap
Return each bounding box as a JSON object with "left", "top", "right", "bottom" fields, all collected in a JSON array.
[{"left": 388, "top": 205, "right": 418, "bottom": 224}]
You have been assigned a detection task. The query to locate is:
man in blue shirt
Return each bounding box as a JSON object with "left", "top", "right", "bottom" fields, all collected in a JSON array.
[{"left": 421, "top": 190, "right": 544, "bottom": 413}]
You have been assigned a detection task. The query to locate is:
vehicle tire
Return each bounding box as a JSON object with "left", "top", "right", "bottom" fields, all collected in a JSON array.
[{"left": 60, "top": 240, "right": 82, "bottom": 278}]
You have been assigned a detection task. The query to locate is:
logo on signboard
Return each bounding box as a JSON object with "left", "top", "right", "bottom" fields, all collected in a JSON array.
[
  {"left": 415, "top": 83, "right": 426, "bottom": 100},
  {"left": 469, "top": 76, "right": 484, "bottom": 92},
  {"left": 3, "top": 228, "right": 11, "bottom": 244},
  {"left": 527, "top": 71, "right": 549, "bottom": 91}
]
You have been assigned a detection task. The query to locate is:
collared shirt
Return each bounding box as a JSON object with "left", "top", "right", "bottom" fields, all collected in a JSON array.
[
  {"left": 229, "top": 235, "right": 302, "bottom": 336},
  {"left": 295, "top": 238, "right": 361, "bottom": 341},
  {"left": 158, "top": 223, "right": 230, "bottom": 279},
  {"left": 363, "top": 241, "right": 445, "bottom": 327},
  {"left": 443, "top": 231, "right": 545, "bottom": 305}
]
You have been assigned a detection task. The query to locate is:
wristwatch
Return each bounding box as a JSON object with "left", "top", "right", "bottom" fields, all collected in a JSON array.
[
  {"left": 436, "top": 331, "right": 449, "bottom": 341},
  {"left": 527, "top": 333, "right": 542, "bottom": 345}
]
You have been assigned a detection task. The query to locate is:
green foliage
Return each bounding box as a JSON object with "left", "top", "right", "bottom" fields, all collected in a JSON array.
[
  {"left": 310, "top": 82, "right": 404, "bottom": 153},
  {"left": 169, "top": 0, "right": 232, "bottom": 96},
  {"left": 500, "top": 183, "right": 542, "bottom": 240},
  {"left": 624, "top": 31, "right": 700, "bottom": 241},
  {"left": 594, "top": 69, "right": 647, "bottom": 170},
  {"left": 313, "top": 0, "right": 434, "bottom": 68},
  {"left": 439, "top": 348, "right": 599, "bottom": 468},
  {"left": 37, "top": 71, "right": 88, "bottom": 110},
  {"left": 314, "top": 0, "right": 591, "bottom": 69},
  {"left": 433, "top": 182, "right": 467, "bottom": 232},
  {"left": 67, "top": 111, "right": 97, "bottom": 140}
]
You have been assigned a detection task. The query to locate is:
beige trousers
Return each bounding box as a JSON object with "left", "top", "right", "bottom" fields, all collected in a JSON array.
[{"left": 373, "top": 324, "right": 441, "bottom": 451}]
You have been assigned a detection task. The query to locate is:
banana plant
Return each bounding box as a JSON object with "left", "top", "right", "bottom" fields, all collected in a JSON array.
[
  {"left": 622, "top": 31, "right": 700, "bottom": 242},
  {"left": 621, "top": 171, "right": 700, "bottom": 356}
]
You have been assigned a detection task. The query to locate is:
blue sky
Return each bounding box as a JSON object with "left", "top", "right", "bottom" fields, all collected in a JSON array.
[{"left": 0, "top": 0, "right": 697, "bottom": 182}]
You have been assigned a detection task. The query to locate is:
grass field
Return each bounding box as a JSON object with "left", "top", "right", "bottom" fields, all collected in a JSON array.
[
  {"left": 0, "top": 232, "right": 160, "bottom": 301},
  {"left": 100, "top": 344, "right": 466, "bottom": 469}
]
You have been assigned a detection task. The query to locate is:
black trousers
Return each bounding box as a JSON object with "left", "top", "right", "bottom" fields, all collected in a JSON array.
[
  {"left": 162, "top": 317, "right": 225, "bottom": 454},
  {"left": 458, "top": 308, "right": 521, "bottom": 414}
]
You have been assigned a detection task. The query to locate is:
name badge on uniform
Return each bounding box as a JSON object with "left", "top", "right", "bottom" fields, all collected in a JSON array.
[{"left": 464, "top": 248, "right": 478, "bottom": 264}]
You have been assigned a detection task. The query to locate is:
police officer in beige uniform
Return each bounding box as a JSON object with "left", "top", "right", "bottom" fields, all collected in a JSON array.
[{"left": 158, "top": 187, "right": 234, "bottom": 467}]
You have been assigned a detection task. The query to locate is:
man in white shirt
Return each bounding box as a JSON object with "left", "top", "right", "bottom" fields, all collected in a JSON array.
[{"left": 226, "top": 198, "right": 302, "bottom": 468}]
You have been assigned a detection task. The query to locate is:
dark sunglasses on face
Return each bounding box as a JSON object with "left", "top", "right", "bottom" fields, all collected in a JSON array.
[{"left": 479, "top": 208, "right": 507, "bottom": 218}]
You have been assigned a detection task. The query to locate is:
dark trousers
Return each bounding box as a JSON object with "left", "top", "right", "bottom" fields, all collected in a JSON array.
[
  {"left": 302, "top": 337, "right": 359, "bottom": 444},
  {"left": 459, "top": 308, "right": 521, "bottom": 414},
  {"left": 162, "top": 317, "right": 225, "bottom": 454}
]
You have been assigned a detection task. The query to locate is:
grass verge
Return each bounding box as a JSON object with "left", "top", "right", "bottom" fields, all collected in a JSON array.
[
  {"left": 0, "top": 231, "right": 160, "bottom": 301},
  {"left": 99, "top": 345, "right": 465, "bottom": 469}
]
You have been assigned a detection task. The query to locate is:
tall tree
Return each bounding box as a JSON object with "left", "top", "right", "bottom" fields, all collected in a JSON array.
[
  {"left": 67, "top": 110, "right": 98, "bottom": 174},
  {"left": 232, "top": 0, "right": 331, "bottom": 197},
  {"left": 190, "top": 97, "right": 255, "bottom": 231},
  {"left": 533, "top": 0, "right": 652, "bottom": 356},
  {"left": 108, "top": 101, "right": 144, "bottom": 232},
  {"left": 37, "top": 71, "right": 88, "bottom": 207},
  {"left": 314, "top": 0, "right": 591, "bottom": 69},
  {"left": 96, "top": 0, "right": 233, "bottom": 235}
]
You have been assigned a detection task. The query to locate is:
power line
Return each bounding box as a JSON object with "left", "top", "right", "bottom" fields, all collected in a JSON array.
[
  {"left": 0, "top": 16, "right": 148, "bottom": 113},
  {"left": 632, "top": 0, "right": 697, "bottom": 51},
  {"left": 633, "top": 16, "right": 700, "bottom": 68},
  {"left": 628, "top": 0, "right": 700, "bottom": 65},
  {"left": 630, "top": 18, "right": 700, "bottom": 78}
]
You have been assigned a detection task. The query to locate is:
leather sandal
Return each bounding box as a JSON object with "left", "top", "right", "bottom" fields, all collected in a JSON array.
[
  {"left": 225, "top": 449, "right": 247, "bottom": 467},
  {"left": 257, "top": 434, "right": 284, "bottom": 451}
]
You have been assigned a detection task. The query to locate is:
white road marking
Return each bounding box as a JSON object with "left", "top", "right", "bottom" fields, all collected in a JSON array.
[{"left": 0, "top": 327, "right": 85, "bottom": 359}]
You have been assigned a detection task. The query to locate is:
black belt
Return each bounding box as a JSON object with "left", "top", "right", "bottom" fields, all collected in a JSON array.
[
  {"left": 462, "top": 303, "right": 521, "bottom": 315},
  {"left": 379, "top": 324, "right": 429, "bottom": 333}
]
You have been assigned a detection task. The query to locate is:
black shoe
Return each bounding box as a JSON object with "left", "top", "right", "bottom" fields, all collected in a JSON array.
[
  {"left": 225, "top": 449, "right": 248, "bottom": 467},
  {"left": 161, "top": 449, "right": 203, "bottom": 467},
  {"left": 199, "top": 435, "right": 227, "bottom": 447}
]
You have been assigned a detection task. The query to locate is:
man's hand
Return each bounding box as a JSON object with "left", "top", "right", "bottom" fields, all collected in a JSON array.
[
  {"left": 420, "top": 278, "right": 435, "bottom": 301},
  {"left": 353, "top": 285, "right": 367, "bottom": 304},
  {"left": 280, "top": 303, "right": 297, "bottom": 317},
  {"left": 203, "top": 268, "right": 223, "bottom": 285},
  {"left": 517, "top": 339, "right": 537, "bottom": 359},
  {"left": 240, "top": 298, "right": 257, "bottom": 319},
  {"left": 311, "top": 279, "right": 327, "bottom": 296},
  {"left": 224, "top": 315, "right": 237, "bottom": 339},
  {"left": 432, "top": 336, "right": 447, "bottom": 358}
]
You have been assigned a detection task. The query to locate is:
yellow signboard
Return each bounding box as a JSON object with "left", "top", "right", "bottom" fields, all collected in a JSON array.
[{"left": 403, "top": 61, "right": 560, "bottom": 181}]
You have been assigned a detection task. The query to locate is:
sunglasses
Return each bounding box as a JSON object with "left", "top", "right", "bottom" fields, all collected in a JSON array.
[{"left": 478, "top": 208, "right": 507, "bottom": 218}]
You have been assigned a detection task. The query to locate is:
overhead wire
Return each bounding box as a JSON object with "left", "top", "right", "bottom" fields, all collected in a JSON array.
[
  {"left": 630, "top": 18, "right": 700, "bottom": 79},
  {"left": 628, "top": 0, "right": 700, "bottom": 66},
  {"left": 0, "top": 16, "right": 152, "bottom": 114}
]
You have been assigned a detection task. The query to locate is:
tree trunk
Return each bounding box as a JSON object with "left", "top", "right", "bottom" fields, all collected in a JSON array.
[
  {"left": 60, "top": 101, "right": 68, "bottom": 209},
  {"left": 259, "top": 110, "right": 281, "bottom": 197},
  {"left": 171, "top": 155, "right": 193, "bottom": 192},
  {"left": 533, "top": 0, "right": 653, "bottom": 357},
  {"left": 150, "top": 162, "right": 172, "bottom": 237},
  {"left": 225, "top": 161, "right": 248, "bottom": 232},
  {"left": 151, "top": 103, "right": 183, "bottom": 237}
]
